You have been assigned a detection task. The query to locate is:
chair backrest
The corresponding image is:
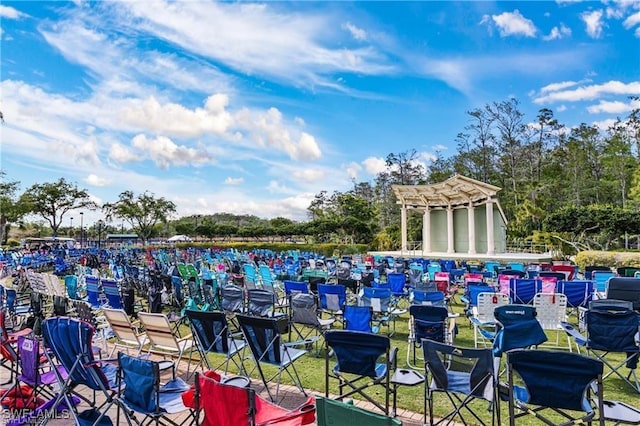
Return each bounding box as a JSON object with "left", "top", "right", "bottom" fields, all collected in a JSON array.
[
  {"left": 585, "top": 265, "right": 611, "bottom": 280},
  {"left": 343, "top": 305, "right": 372, "bottom": 332},
  {"left": 84, "top": 275, "right": 101, "bottom": 307},
  {"left": 17, "top": 335, "right": 40, "bottom": 386},
  {"left": 386, "top": 273, "right": 406, "bottom": 294},
  {"left": 557, "top": 280, "right": 594, "bottom": 308},
  {"left": 476, "top": 292, "right": 509, "bottom": 323},
  {"left": 360, "top": 287, "right": 391, "bottom": 313},
  {"left": 325, "top": 330, "right": 389, "bottom": 377},
  {"left": 102, "top": 308, "right": 142, "bottom": 345},
  {"left": 316, "top": 396, "right": 401, "bottom": 426},
  {"left": 605, "top": 277, "right": 640, "bottom": 310},
  {"left": 507, "top": 349, "right": 603, "bottom": 412},
  {"left": 509, "top": 279, "right": 538, "bottom": 304},
  {"left": 137, "top": 312, "right": 179, "bottom": 351},
  {"left": 412, "top": 290, "right": 445, "bottom": 307},
  {"left": 42, "top": 317, "right": 110, "bottom": 390},
  {"left": 464, "top": 273, "right": 484, "bottom": 285},
  {"left": 423, "top": 339, "right": 493, "bottom": 398},
  {"left": 492, "top": 305, "right": 548, "bottom": 357},
  {"left": 409, "top": 305, "right": 448, "bottom": 343},
  {"left": 592, "top": 270, "right": 615, "bottom": 293},
  {"left": 64, "top": 275, "right": 79, "bottom": 299},
  {"left": 195, "top": 372, "right": 255, "bottom": 426},
  {"left": 537, "top": 276, "right": 558, "bottom": 294},
  {"left": 247, "top": 288, "right": 277, "bottom": 317},
  {"left": 550, "top": 264, "right": 576, "bottom": 280},
  {"left": 585, "top": 303, "right": 640, "bottom": 352},
  {"left": 466, "top": 284, "right": 495, "bottom": 307},
  {"left": 221, "top": 284, "right": 244, "bottom": 313},
  {"left": 101, "top": 278, "right": 122, "bottom": 309},
  {"left": 284, "top": 280, "right": 309, "bottom": 295},
  {"left": 318, "top": 284, "right": 346, "bottom": 312},
  {"left": 185, "top": 309, "right": 231, "bottom": 355},
  {"left": 118, "top": 352, "right": 160, "bottom": 414},
  {"left": 291, "top": 293, "right": 320, "bottom": 327},
  {"left": 532, "top": 293, "right": 568, "bottom": 330},
  {"left": 237, "top": 314, "right": 285, "bottom": 365}
]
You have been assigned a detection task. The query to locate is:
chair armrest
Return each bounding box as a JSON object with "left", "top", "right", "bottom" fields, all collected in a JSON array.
[
  {"left": 86, "top": 358, "right": 119, "bottom": 367},
  {"left": 561, "top": 321, "right": 586, "bottom": 345},
  {"left": 177, "top": 333, "right": 193, "bottom": 342},
  {"left": 390, "top": 346, "right": 399, "bottom": 370},
  {"left": 460, "top": 296, "right": 470, "bottom": 305}
]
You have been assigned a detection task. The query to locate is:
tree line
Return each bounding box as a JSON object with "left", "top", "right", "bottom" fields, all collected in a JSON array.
[{"left": 2, "top": 96, "right": 639, "bottom": 254}]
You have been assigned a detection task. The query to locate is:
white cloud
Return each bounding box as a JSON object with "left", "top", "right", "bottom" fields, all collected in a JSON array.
[
  {"left": 592, "top": 118, "right": 618, "bottom": 131},
  {"left": 623, "top": 11, "right": 640, "bottom": 30},
  {"left": 362, "top": 157, "right": 387, "bottom": 175},
  {"left": 131, "top": 134, "right": 214, "bottom": 169},
  {"left": 85, "top": 174, "right": 111, "bottom": 187},
  {"left": 540, "top": 80, "right": 581, "bottom": 93},
  {"left": 224, "top": 177, "right": 244, "bottom": 185},
  {"left": 533, "top": 80, "right": 640, "bottom": 104},
  {"left": 0, "top": 5, "right": 26, "bottom": 19},
  {"left": 292, "top": 169, "right": 326, "bottom": 182},
  {"left": 432, "top": 144, "right": 448, "bottom": 152},
  {"left": 542, "top": 23, "right": 572, "bottom": 40},
  {"left": 343, "top": 22, "right": 367, "bottom": 41},
  {"left": 108, "top": 143, "right": 139, "bottom": 163},
  {"left": 266, "top": 180, "right": 296, "bottom": 194},
  {"left": 581, "top": 10, "right": 604, "bottom": 38},
  {"left": 120, "top": 94, "right": 233, "bottom": 138},
  {"left": 587, "top": 98, "right": 640, "bottom": 114},
  {"left": 557, "top": 105, "right": 567, "bottom": 112},
  {"left": 489, "top": 10, "right": 537, "bottom": 37},
  {"left": 344, "top": 162, "right": 362, "bottom": 180}
]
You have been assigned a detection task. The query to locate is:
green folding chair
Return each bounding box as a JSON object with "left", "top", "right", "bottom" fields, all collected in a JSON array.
[{"left": 316, "top": 396, "right": 402, "bottom": 425}]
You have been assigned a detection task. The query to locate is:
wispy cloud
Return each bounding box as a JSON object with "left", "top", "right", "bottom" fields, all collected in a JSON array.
[
  {"left": 224, "top": 177, "right": 244, "bottom": 185},
  {"left": 343, "top": 22, "right": 367, "bottom": 41},
  {"left": 542, "top": 23, "right": 572, "bottom": 40},
  {"left": 0, "top": 5, "right": 27, "bottom": 19}
]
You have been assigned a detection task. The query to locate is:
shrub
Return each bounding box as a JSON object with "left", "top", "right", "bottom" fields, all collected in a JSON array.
[{"left": 574, "top": 250, "right": 640, "bottom": 270}]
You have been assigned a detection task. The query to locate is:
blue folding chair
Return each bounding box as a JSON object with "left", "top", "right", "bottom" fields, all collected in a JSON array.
[
  {"left": 492, "top": 304, "right": 547, "bottom": 360},
  {"left": 343, "top": 305, "right": 373, "bottom": 333},
  {"left": 85, "top": 275, "right": 105, "bottom": 309},
  {"left": 101, "top": 278, "right": 123, "bottom": 310},
  {"left": 411, "top": 290, "right": 446, "bottom": 307},
  {"left": 423, "top": 339, "right": 498, "bottom": 426},
  {"left": 42, "top": 317, "right": 119, "bottom": 426},
  {"left": 407, "top": 305, "right": 450, "bottom": 367},
  {"left": 115, "top": 352, "right": 190, "bottom": 426},
  {"left": 324, "top": 330, "right": 397, "bottom": 415},
  {"left": 508, "top": 279, "right": 538, "bottom": 305},
  {"left": 284, "top": 280, "right": 309, "bottom": 295},
  {"left": 506, "top": 349, "right": 604, "bottom": 425},
  {"left": 562, "top": 302, "right": 640, "bottom": 393},
  {"left": 318, "top": 284, "right": 347, "bottom": 323},
  {"left": 557, "top": 280, "right": 595, "bottom": 313}
]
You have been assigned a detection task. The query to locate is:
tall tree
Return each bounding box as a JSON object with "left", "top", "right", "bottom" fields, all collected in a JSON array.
[
  {"left": 0, "top": 172, "right": 29, "bottom": 244},
  {"left": 20, "top": 178, "right": 96, "bottom": 237},
  {"left": 103, "top": 191, "right": 176, "bottom": 243}
]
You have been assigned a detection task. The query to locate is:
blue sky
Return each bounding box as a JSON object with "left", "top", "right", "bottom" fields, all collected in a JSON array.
[{"left": 1, "top": 1, "right": 639, "bottom": 225}]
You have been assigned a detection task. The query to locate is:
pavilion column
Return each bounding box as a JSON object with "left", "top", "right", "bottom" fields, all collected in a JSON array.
[
  {"left": 467, "top": 204, "right": 476, "bottom": 254},
  {"left": 401, "top": 205, "right": 408, "bottom": 252},
  {"left": 486, "top": 199, "right": 495, "bottom": 255},
  {"left": 447, "top": 205, "right": 455, "bottom": 254},
  {"left": 422, "top": 207, "right": 431, "bottom": 253}
]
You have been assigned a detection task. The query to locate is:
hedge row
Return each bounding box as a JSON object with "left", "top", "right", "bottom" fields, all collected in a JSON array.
[
  {"left": 177, "top": 242, "right": 370, "bottom": 258},
  {"left": 574, "top": 250, "right": 640, "bottom": 270}
]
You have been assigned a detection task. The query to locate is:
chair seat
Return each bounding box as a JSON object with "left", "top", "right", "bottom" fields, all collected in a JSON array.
[
  {"left": 280, "top": 346, "right": 307, "bottom": 366},
  {"left": 334, "top": 362, "right": 387, "bottom": 380},
  {"left": 513, "top": 384, "right": 591, "bottom": 412}
]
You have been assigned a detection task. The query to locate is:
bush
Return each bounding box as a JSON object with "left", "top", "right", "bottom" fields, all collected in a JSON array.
[
  {"left": 175, "top": 242, "right": 370, "bottom": 258},
  {"left": 574, "top": 250, "right": 640, "bottom": 270}
]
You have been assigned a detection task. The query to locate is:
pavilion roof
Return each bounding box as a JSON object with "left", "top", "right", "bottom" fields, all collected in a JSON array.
[{"left": 391, "top": 174, "right": 501, "bottom": 209}]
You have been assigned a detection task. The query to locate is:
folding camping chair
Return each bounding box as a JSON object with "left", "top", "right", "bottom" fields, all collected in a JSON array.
[
  {"left": 606, "top": 277, "right": 640, "bottom": 310},
  {"left": 324, "top": 330, "right": 397, "bottom": 415},
  {"left": 0, "top": 311, "right": 31, "bottom": 386},
  {"left": 41, "top": 316, "right": 119, "bottom": 426},
  {"left": 247, "top": 288, "right": 287, "bottom": 319},
  {"left": 317, "top": 284, "right": 346, "bottom": 324},
  {"left": 102, "top": 307, "right": 147, "bottom": 357},
  {"left": 492, "top": 304, "right": 548, "bottom": 359},
  {"left": 101, "top": 278, "right": 124, "bottom": 310},
  {"left": 137, "top": 312, "right": 197, "bottom": 379},
  {"left": 505, "top": 349, "right": 605, "bottom": 425},
  {"left": 508, "top": 279, "right": 538, "bottom": 305},
  {"left": 387, "top": 272, "right": 409, "bottom": 308},
  {"left": 532, "top": 292, "right": 570, "bottom": 349},
  {"left": 237, "top": 314, "right": 307, "bottom": 402},
  {"left": 359, "top": 286, "right": 405, "bottom": 336},
  {"left": 190, "top": 371, "right": 315, "bottom": 426},
  {"left": 315, "top": 396, "right": 401, "bottom": 426},
  {"left": 557, "top": 280, "right": 595, "bottom": 316},
  {"left": 289, "top": 292, "right": 334, "bottom": 353},
  {"left": 343, "top": 304, "right": 373, "bottom": 333},
  {"left": 562, "top": 301, "right": 640, "bottom": 393},
  {"left": 184, "top": 309, "right": 246, "bottom": 375},
  {"left": 469, "top": 292, "right": 509, "bottom": 348},
  {"left": 115, "top": 352, "right": 190, "bottom": 426},
  {"left": 406, "top": 305, "right": 451, "bottom": 368},
  {"left": 14, "top": 335, "right": 65, "bottom": 402},
  {"left": 423, "top": 339, "right": 499, "bottom": 426}
]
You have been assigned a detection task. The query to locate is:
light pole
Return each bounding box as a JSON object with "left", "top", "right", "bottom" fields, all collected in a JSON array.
[
  {"left": 79, "top": 212, "right": 84, "bottom": 248},
  {"left": 97, "top": 220, "right": 104, "bottom": 249},
  {"left": 194, "top": 214, "right": 201, "bottom": 242},
  {"left": 70, "top": 217, "right": 74, "bottom": 237}
]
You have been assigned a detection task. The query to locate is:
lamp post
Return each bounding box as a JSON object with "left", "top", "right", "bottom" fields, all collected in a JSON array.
[
  {"left": 97, "top": 220, "right": 104, "bottom": 249},
  {"left": 194, "top": 214, "right": 201, "bottom": 242},
  {"left": 70, "top": 217, "right": 74, "bottom": 237},
  {"left": 79, "top": 212, "right": 84, "bottom": 248}
]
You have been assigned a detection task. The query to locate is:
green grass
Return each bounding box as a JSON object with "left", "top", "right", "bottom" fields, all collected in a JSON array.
[{"left": 147, "top": 295, "right": 639, "bottom": 425}]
